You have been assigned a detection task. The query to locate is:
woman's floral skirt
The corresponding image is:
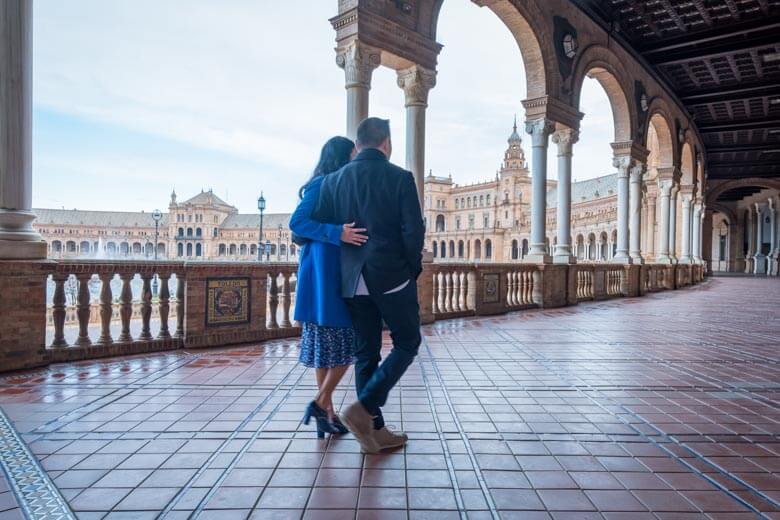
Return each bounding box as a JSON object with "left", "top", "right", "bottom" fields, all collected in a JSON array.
[{"left": 298, "top": 322, "right": 356, "bottom": 368}]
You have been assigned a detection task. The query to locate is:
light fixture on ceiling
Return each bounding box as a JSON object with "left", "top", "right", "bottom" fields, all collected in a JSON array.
[
  {"left": 759, "top": 149, "right": 780, "bottom": 155},
  {"left": 769, "top": 129, "right": 780, "bottom": 135},
  {"left": 763, "top": 52, "right": 780, "bottom": 63},
  {"left": 770, "top": 98, "right": 780, "bottom": 105}
]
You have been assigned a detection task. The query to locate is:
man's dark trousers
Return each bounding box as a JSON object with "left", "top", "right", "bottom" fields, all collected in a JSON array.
[{"left": 345, "top": 280, "right": 421, "bottom": 423}]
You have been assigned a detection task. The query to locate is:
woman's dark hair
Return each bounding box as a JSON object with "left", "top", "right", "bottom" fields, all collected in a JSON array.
[{"left": 299, "top": 136, "right": 355, "bottom": 198}]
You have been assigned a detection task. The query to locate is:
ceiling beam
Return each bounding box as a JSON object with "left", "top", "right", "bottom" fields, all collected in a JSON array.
[
  {"left": 650, "top": 31, "right": 780, "bottom": 66},
  {"left": 708, "top": 161, "right": 780, "bottom": 168},
  {"left": 698, "top": 118, "right": 780, "bottom": 132},
  {"left": 707, "top": 144, "right": 780, "bottom": 153},
  {"left": 681, "top": 83, "right": 780, "bottom": 104},
  {"left": 640, "top": 19, "right": 780, "bottom": 54}
]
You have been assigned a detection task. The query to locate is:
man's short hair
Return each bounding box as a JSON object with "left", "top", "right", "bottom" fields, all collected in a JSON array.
[{"left": 356, "top": 117, "right": 391, "bottom": 148}]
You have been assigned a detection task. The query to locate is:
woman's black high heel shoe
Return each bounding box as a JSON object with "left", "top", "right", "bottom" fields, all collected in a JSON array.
[
  {"left": 302, "top": 401, "right": 339, "bottom": 438},
  {"left": 330, "top": 414, "right": 349, "bottom": 435}
]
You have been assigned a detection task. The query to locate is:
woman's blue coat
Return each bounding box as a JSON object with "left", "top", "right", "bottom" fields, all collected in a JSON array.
[{"left": 290, "top": 176, "right": 352, "bottom": 328}]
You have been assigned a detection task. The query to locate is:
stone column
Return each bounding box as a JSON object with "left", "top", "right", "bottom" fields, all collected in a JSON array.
[
  {"left": 629, "top": 163, "right": 644, "bottom": 264},
  {"left": 524, "top": 119, "right": 555, "bottom": 263},
  {"left": 668, "top": 185, "right": 679, "bottom": 263},
  {"left": 0, "top": 0, "right": 46, "bottom": 259},
  {"left": 612, "top": 157, "right": 632, "bottom": 264},
  {"left": 646, "top": 194, "right": 657, "bottom": 261},
  {"left": 397, "top": 65, "right": 436, "bottom": 210},
  {"left": 769, "top": 197, "right": 778, "bottom": 275},
  {"left": 336, "top": 40, "right": 380, "bottom": 140},
  {"left": 699, "top": 208, "right": 707, "bottom": 267},
  {"left": 691, "top": 202, "right": 702, "bottom": 263},
  {"left": 552, "top": 128, "right": 578, "bottom": 264},
  {"left": 754, "top": 203, "right": 766, "bottom": 274},
  {"left": 679, "top": 194, "right": 692, "bottom": 263},
  {"left": 656, "top": 180, "right": 673, "bottom": 263}
]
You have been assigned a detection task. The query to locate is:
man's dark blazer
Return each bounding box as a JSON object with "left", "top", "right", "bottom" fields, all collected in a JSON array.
[{"left": 313, "top": 148, "right": 425, "bottom": 298}]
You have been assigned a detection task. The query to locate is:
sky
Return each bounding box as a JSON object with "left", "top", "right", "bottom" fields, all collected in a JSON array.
[{"left": 32, "top": 0, "right": 616, "bottom": 215}]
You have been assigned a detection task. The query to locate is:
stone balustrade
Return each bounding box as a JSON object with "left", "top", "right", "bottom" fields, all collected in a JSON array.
[{"left": 0, "top": 259, "right": 706, "bottom": 373}]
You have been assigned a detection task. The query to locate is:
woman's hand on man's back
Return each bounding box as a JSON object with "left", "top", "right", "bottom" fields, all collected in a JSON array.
[{"left": 341, "top": 222, "right": 368, "bottom": 246}]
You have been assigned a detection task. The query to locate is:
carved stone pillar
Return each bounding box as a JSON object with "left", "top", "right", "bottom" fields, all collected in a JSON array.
[
  {"left": 336, "top": 40, "right": 381, "bottom": 140},
  {"left": 629, "top": 163, "right": 644, "bottom": 264},
  {"left": 397, "top": 65, "right": 436, "bottom": 209},
  {"left": 754, "top": 202, "right": 766, "bottom": 274},
  {"left": 679, "top": 194, "right": 693, "bottom": 264},
  {"left": 612, "top": 157, "right": 633, "bottom": 264},
  {"left": 646, "top": 193, "right": 657, "bottom": 261},
  {"left": 691, "top": 202, "right": 702, "bottom": 263},
  {"left": 656, "top": 180, "right": 673, "bottom": 264},
  {"left": 524, "top": 119, "right": 555, "bottom": 263},
  {"left": 669, "top": 184, "right": 679, "bottom": 263},
  {"left": 552, "top": 127, "right": 578, "bottom": 264},
  {"left": 0, "top": 0, "right": 46, "bottom": 259}
]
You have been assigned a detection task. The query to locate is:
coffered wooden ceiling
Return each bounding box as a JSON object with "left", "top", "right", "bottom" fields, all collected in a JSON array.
[{"left": 573, "top": 0, "right": 780, "bottom": 180}]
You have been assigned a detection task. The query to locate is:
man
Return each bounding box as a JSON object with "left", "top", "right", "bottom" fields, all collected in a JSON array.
[{"left": 313, "top": 117, "right": 425, "bottom": 453}]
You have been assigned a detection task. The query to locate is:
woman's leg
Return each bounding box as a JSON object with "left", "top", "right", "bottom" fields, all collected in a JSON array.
[{"left": 316, "top": 364, "right": 350, "bottom": 419}]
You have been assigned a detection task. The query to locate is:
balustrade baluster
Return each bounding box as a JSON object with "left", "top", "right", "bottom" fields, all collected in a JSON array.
[
  {"left": 281, "top": 272, "right": 292, "bottom": 327},
  {"left": 117, "top": 274, "right": 133, "bottom": 342},
  {"left": 51, "top": 275, "right": 67, "bottom": 347},
  {"left": 512, "top": 272, "right": 520, "bottom": 306},
  {"left": 526, "top": 270, "right": 534, "bottom": 304},
  {"left": 452, "top": 271, "right": 461, "bottom": 312},
  {"left": 462, "top": 272, "right": 470, "bottom": 311},
  {"left": 97, "top": 273, "right": 113, "bottom": 345},
  {"left": 158, "top": 274, "right": 171, "bottom": 339},
  {"left": 506, "top": 272, "right": 512, "bottom": 306},
  {"left": 139, "top": 274, "right": 153, "bottom": 341},
  {"left": 75, "top": 274, "right": 92, "bottom": 346},
  {"left": 268, "top": 272, "right": 279, "bottom": 328},
  {"left": 588, "top": 271, "right": 594, "bottom": 297},
  {"left": 174, "top": 274, "right": 185, "bottom": 338},
  {"left": 431, "top": 271, "right": 439, "bottom": 314}
]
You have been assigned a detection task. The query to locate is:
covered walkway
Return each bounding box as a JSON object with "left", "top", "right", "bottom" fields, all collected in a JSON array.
[{"left": 0, "top": 277, "right": 779, "bottom": 519}]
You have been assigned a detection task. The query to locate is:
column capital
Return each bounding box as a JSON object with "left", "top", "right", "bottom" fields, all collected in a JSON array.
[
  {"left": 658, "top": 178, "right": 673, "bottom": 196},
  {"left": 336, "top": 40, "right": 381, "bottom": 89},
  {"left": 551, "top": 127, "right": 579, "bottom": 156},
  {"left": 397, "top": 65, "right": 436, "bottom": 107},
  {"left": 612, "top": 156, "right": 635, "bottom": 178},
  {"left": 525, "top": 118, "right": 555, "bottom": 147},
  {"left": 629, "top": 162, "right": 646, "bottom": 182}
]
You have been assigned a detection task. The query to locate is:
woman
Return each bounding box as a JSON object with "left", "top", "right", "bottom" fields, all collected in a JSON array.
[{"left": 289, "top": 136, "right": 367, "bottom": 438}]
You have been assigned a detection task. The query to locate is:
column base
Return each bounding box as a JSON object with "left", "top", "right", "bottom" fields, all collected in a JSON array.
[
  {"left": 655, "top": 255, "right": 673, "bottom": 265},
  {"left": 523, "top": 253, "right": 551, "bottom": 264},
  {"left": 629, "top": 254, "right": 644, "bottom": 265},
  {"left": 753, "top": 254, "right": 767, "bottom": 274},
  {"left": 553, "top": 254, "right": 577, "bottom": 265},
  {"left": 611, "top": 253, "right": 632, "bottom": 264},
  {"left": 678, "top": 256, "right": 694, "bottom": 264},
  {"left": 0, "top": 239, "right": 47, "bottom": 259}
]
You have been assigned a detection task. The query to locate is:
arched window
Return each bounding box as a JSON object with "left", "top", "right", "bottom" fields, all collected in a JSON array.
[
  {"left": 106, "top": 242, "right": 116, "bottom": 255},
  {"left": 157, "top": 243, "right": 166, "bottom": 257},
  {"left": 178, "top": 227, "right": 184, "bottom": 237},
  {"left": 511, "top": 240, "right": 519, "bottom": 260},
  {"left": 290, "top": 244, "right": 296, "bottom": 256},
  {"left": 280, "top": 244, "right": 287, "bottom": 256},
  {"left": 177, "top": 243, "right": 184, "bottom": 257},
  {"left": 66, "top": 241, "right": 76, "bottom": 253},
  {"left": 458, "top": 240, "right": 464, "bottom": 258},
  {"left": 440, "top": 241, "right": 446, "bottom": 259},
  {"left": 250, "top": 244, "right": 257, "bottom": 256},
  {"left": 196, "top": 228, "right": 202, "bottom": 237},
  {"left": 433, "top": 241, "right": 438, "bottom": 258},
  {"left": 486, "top": 194, "right": 491, "bottom": 205},
  {"left": 145, "top": 243, "right": 154, "bottom": 257},
  {"left": 229, "top": 244, "right": 237, "bottom": 255},
  {"left": 187, "top": 228, "right": 193, "bottom": 237},
  {"left": 449, "top": 241, "right": 455, "bottom": 258},
  {"left": 240, "top": 244, "right": 247, "bottom": 255},
  {"left": 522, "top": 239, "right": 529, "bottom": 257},
  {"left": 120, "top": 242, "right": 129, "bottom": 255},
  {"left": 435, "top": 214, "right": 445, "bottom": 232},
  {"left": 80, "top": 241, "right": 90, "bottom": 254},
  {"left": 479, "top": 195, "right": 484, "bottom": 206},
  {"left": 219, "top": 244, "right": 226, "bottom": 256},
  {"left": 474, "top": 239, "right": 482, "bottom": 260},
  {"left": 132, "top": 242, "right": 142, "bottom": 254},
  {"left": 485, "top": 239, "right": 493, "bottom": 259},
  {"left": 455, "top": 199, "right": 459, "bottom": 209},
  {"left": 196, "top": 243, "right": 202, "bottom": 257},
  {"left": 186, "top": 243, "right": 193, "bottom": 256}
]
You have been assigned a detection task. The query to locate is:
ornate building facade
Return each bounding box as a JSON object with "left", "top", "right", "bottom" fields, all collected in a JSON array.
[{"left": 34, "top": 190, "right": 295, "bottom": 262}]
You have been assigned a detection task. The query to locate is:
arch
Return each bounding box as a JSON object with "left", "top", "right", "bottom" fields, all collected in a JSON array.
[
  {"left": 485, "top": 239, "right": 493, "bottom": 259},
  {"left": 65, "top": 240, "right": 76, "bottom": 253},
  {"left": 195, "top": 243, "right": 202, "bottom": 257},
  {"left": 433, "top": 241, "right": 438, "bottom": 258},
  {"left": 474, "top": 239, "right": 482, "bottom": 260},
  {"left": 144, "top": 243, "right": 154, "bottom": 257},
  {"left": 157, "top": 243, "right": 166, "bottom": 256},
  {"left": 229, "top": 244, "right": 237, "bottom": 255},
  {"left": 449, "top": 240, "right": 455, "bottom": 258},
  {"left": 599, "top": 231, "right": 609, "bottom": 261},
  {"left": 587, "top": 232, "right": 597, "bottom": 260},
  {"left": 240, "top": 244, "right": 248, "bottom": 256},
  {"left": 572, "top": 46, "right": 635, "bottom": 142},
  {"left": 458, "top": 240, "right": 465, "bottom": 259},
  {"left": 132, "top": 242, "right": 142, "bottom": 254},
  {"left": 680, "top": 142, "right": 695, "bottom": 186},
  {"left": 219, "top": 244, "right": 226, "bottom": 256},
  {"left": 440, "top": 240, "right": 446, "bottom": 259},
  {"left": 106, "top": 242, "right": 116, "bottom": 255},
  {"left": 706, "top": 178, "right": 780, "bottom": 206},
  {"left": 644, "top": 102, "right": 676, "bottom": 171},
  {"left": 250, "top": 244, "right": 257, "bottom": 256},
  {"left": 186, "top": 227, "right": 193, "bottom": 237},
  {"left": 196, "top": 227, "right": 202, "bottom": 238},
  {"left": 521, "top": 238, "right": 529, "bottom": 257},
  {"left": 177, "top": 227, "right": 184, "bottom": 237},
  {"left": 435, "top": 214, "right": 446, "bottom": 232},
  {"left": 52, "top": 240, "right": 62, "bottom": 253},
  {"left": 120, "top": 242, "right": 129, "bottom": 255},
  {"left": 575, "top": 234, "right": 585, "bottom": 259},
  {"left": 177, "top": 243, "right": 184, "bottom": 257},
  {"left": 511, "top": 239, "right": 519, "bottom": 260},
  {"left": 79, "top": 241, "right": 90, "bottom": 254},
  {"left": 280, "top": 244, "right": 287, "bottom": 257},
  {"left": 186, "top": 243, "right": 193, "bottom": 256},
  {"left": 270, "top": 244, "right": 277, "bottom": 256}
]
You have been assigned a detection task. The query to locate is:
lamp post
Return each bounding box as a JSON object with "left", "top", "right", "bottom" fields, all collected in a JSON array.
[
  {"left": 152, "top": 209, "right": 162, "bottom": 260},
  {"left": 257, "top": 193, "right": 266, "bottom": 261},
  {"left": 277, "top": 223, "right": 282, "bottom": 262}
]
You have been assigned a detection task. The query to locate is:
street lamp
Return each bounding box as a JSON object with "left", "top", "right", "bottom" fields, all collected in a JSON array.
[
  {"left": 152, "top": 209, "right": 162, "bottom": 260},
  {"left": 277, "top": 223, "right": 282, "bottom": 262},
  {"left": 257, "top": 192, "right": 266, "bottom": 261}
]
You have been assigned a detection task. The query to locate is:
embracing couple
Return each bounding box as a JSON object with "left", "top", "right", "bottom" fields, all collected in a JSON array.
[{"left": 289, "top": 117, "right": 424, "bottom": 453}]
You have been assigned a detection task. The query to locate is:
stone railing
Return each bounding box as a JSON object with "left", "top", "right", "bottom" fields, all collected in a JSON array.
[{"left": 0, "top": 259, "right": 706, "bottom": 372}]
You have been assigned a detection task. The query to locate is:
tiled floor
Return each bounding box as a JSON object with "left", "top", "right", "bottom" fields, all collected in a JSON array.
[{"left": 1, "top": 276, "right": 779, "bottom": 519}]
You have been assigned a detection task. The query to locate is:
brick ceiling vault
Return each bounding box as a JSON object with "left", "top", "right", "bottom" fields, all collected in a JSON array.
[{"left": 573, "top": 0, "right": 780, "bottom": 181}]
